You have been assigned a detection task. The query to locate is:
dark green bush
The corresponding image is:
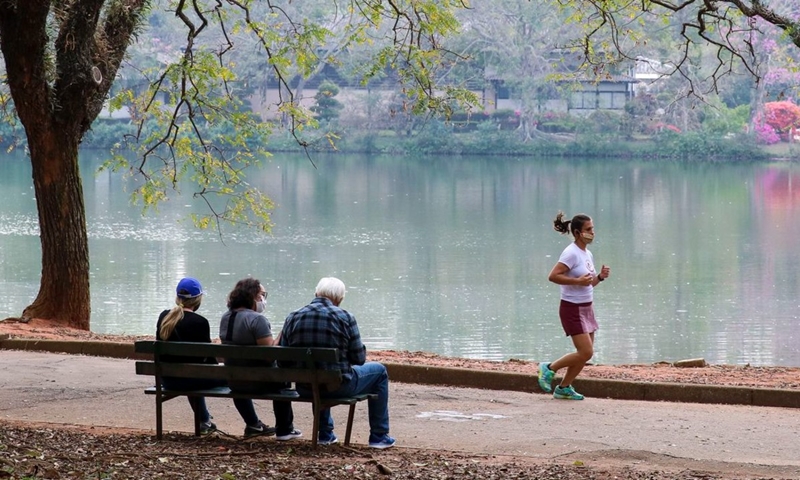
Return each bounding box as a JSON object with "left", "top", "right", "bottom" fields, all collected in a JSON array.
[
  {"left": 462, "top": 122, "right": 525, "bottom": 155},
  {"left": 405, "top": 119, "right": 462, "bottom": 154},
  {"left": 83, "top": 121, "right": 136, "bottom": 148},
  {"left": 651, "top": 131, "right": 767, "bottom": 160}
]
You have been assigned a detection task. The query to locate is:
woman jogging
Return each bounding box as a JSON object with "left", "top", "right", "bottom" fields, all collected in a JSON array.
[{"left": 538, "top": 212, "right": 610, "bottom": 400}]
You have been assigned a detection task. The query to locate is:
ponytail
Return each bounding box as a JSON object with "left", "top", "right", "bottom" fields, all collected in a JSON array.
[
  {"left": 553, "top": 211, "right": 591, "bottom": 237},
  {"left": 553, "top": 211, "right": 571, "bottom": 234},
  {"left": 159, "top": 302, "right": 185, "bottom": 340},
  {"left": 159, "top": 294, "right": 202, "bottom": 340}
]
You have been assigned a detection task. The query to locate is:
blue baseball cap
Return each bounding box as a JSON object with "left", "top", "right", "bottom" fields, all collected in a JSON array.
[{"left": 176, "top": 277, "right": 204, "bottom": 298}]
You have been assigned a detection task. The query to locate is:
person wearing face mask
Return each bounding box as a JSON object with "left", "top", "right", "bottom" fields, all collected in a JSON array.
[
  {"left": 538, "top": 212, "right": 611, "bottom": 400},
  {"left": 156, "top": 277, "right": 225, "bottom": 434},
  {"left": 219, "top": 277, "right": 301, "bottom": 441}
]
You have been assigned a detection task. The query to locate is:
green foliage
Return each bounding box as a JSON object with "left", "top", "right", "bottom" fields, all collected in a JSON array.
[
  {"left": 490, "top": 109, "right": 517, "bottom": 120},
  {"left": 0, "top": 113, "right": 25, "bottom": 151},
  {"left": 624, "top": 95, "right": 659, "bottom": 118},
  {"left": 404, "top": 119, "right": 462, "bottom": 155},
  {"left": 292, "top": 118, "right": 774, "bottom": 161},
  {"left": 537, "top": 112, "right": 579, "bottom": 133},
  {"left": 83, "top": 121, "right": 136, "bottom": 149},
  {"left": 700, "top": 102, "right": 751, "bottom": 136},
  {"left": 651, "top": 131, "right": 767, "bottom": 160},
  {"left": 487, "top": 110, "right": 521, "bottom": 130},
  {"left": 311, "top": 80, "right": 344, "bottom": 122},
  {"left": 462, "top": 121, "right": 525, "bottom": 154},
  {"left": 583, "top": 110, "right": 624, "bottom": 136},
  {"left": 98, "top": 0, "right": 481, "bottom": 235}
]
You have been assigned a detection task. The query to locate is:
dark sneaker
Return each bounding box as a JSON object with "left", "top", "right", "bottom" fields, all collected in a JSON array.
[
  {"left": 553, "top": 385, "right": 585, "bottom": 400},
  {"left": 317, "top": 431, "right": 338, "bottom": 446},
  {"left": 368, "top": 433, "right": 396, "bottom": 449},
  {"left": 537, "top": 362, "right": 554, "bottom": 393},
  {"left": 199, "top": 421, "right": 217, "bottom": 435},
  {"left": 276, "top": 429, "right": 303, "bottom": 441},
  {"left": 244, "top": 421, "right": 277, "bottom": 437}
]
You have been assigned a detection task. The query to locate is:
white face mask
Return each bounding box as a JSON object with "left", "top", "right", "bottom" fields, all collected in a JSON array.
[{"left": 256, "top": 300, "right": 266, "bottom": 313}]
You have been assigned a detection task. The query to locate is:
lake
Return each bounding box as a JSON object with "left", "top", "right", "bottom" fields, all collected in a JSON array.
[{"left": 1, "top": 151, "right": 798, "bottom": 366}]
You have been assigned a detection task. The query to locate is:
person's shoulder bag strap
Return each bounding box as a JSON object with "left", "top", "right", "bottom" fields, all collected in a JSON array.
[{"left": 223, "top": 310, "right": 238, "bottom": 342}]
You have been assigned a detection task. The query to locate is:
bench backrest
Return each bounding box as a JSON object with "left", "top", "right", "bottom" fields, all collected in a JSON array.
[{"left": 134, "top": 340, "right": 343, "bottom": 390}]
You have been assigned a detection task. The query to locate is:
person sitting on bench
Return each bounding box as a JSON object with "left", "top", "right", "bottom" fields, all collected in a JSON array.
[
  {"left": 219, "top": 277, "right": 302, "bottom": 441},
  {"left": 279, "top": 276, "right": 395, "bottom": 448},
  {"left": 155, "top": 277, "right": 223, "bottom": 435}
]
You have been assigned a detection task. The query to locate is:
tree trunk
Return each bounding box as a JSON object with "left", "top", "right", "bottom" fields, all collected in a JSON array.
[
  {"left": 22, "top": 135, "right": 90, "bottom": 330},
  {"left": 0, "top": 0, "right": 146, "bottom": 330}
]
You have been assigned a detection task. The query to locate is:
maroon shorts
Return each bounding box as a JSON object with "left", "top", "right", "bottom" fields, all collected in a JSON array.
[{"left": 559, "top": 300, "right": 598, "bottom": 336}]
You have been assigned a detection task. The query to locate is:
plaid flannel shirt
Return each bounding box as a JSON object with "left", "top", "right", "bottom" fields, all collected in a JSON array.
[{"left": 279, "top": 296, "right": 366, "bottom": 379}]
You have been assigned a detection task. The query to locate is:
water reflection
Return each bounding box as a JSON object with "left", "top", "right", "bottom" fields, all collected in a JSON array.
[{"left": 1, "top": 152, "right": 799, "bottom": 366}]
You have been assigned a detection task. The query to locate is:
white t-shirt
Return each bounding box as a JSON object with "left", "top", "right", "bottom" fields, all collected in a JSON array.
[{"left": 558, "top": 242, "right": 596, "bottom": 304}]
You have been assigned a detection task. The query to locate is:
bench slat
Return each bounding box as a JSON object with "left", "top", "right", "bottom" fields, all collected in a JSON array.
[
  {"left": 134, "top": 340, "right": 338, "bottom": 363},
  {"left": 136, "top": 361, "right": 341, "bottom": 389},
  {"left": 143, "top": 386, "right": 375, "bottom": 405}
]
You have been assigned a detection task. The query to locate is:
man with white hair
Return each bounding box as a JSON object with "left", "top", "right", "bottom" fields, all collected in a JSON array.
[{"left": 279, "top": 277, "right": 395, "bottom": 449}]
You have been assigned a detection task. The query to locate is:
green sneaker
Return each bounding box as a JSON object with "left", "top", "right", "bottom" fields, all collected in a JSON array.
[
  {"left": 537, "top": 362, "right": 554, "bottom": 393},
  {"left": 553, "top": 385, "right": 584, "bottom": 400}
]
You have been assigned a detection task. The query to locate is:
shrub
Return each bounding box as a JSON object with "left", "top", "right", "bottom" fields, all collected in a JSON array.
[
  {"left": 653, "top": 130, "right": 767, "bottom": 160},
  {"left": 462, "top": 121, "right": 524, "bottom": 155},
  {"left": 584, "top": 110, "right": 624, "bottom": 135},
  {"left": 537, "top": 111, "right": 578, "bottom": 133},
  {"left": 310, "top": 80, "right": 344, "bottom": 122},
  {"left": 83, "top": 120, "right": 136, "bottom": 148},
  {"left": 701, "top": 103, "right": 750, "bottom": 136},
  {"left": 754, "top": 122, "right": 781, "bottom": 145},
  {"left": 405, "top": 119, "right": 462, "bottom": 154}
]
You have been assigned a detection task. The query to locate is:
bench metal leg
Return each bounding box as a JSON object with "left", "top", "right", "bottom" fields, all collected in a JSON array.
[
  {"left": 344, "top": 403, "right": 357, "bottom": 446},
  {"left": 156, "top": 397, "right": 163, "bottom": 441},
  {"left": 311, "top": 393, "right": 321, "bottom": 448},
  {"left": 311, "top": 407, "right": 320, "bottom": 448},
  {"left": 192, "top": 396, "right": 202, "bottom": 436}
]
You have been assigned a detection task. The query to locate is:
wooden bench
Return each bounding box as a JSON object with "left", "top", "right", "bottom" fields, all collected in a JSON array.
[{"left": 134, "top": 340, "right": 375, "bottom": 447}]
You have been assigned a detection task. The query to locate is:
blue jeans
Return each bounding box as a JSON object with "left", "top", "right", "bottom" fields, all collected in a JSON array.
[
  {"left": 308, "top": 362, "right": 390, "bottom": 437},
  {"left": 161, "top": 377, "right": 226, "bottom": 424}
]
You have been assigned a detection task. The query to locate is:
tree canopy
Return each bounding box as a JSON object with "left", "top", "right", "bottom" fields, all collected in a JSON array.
[
  {"left": 558, "top": 0, "right": 800, "bottom": 97},
  {"left": 0, "top": 0, "right": 476, "bottom": 329},
  {"left": 2, "top": 0, "right": 799, "bottom": 330}
]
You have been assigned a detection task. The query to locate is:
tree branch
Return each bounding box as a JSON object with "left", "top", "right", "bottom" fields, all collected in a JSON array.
[{"left": 0, "top": 1, "right": 52, "bottom": 128}]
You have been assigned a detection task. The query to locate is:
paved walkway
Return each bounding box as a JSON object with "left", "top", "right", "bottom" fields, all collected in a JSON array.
[{"left": 2, "top": 349, "right": 800, "bottom": 477}]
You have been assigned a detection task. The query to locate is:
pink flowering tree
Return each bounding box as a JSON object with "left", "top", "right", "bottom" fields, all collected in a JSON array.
[{"left": 759, "top": 101, "right": 800, "bottom": 139}]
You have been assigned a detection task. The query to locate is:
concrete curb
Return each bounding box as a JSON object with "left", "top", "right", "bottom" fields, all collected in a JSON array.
[
  {"left": 3, "top": 338, "right": 798, "bottom": 409},
  {"left": 384, "top": 363, "right": 800, "bottom": 408},
  {"left": 1, "top": 338, "right": 143, "bottom": 359}
]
